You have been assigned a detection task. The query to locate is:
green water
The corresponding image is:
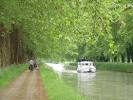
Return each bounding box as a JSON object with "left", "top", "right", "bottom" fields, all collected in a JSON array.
[{"left": 61, "top": 70, "right": 133, "bottom": 100}]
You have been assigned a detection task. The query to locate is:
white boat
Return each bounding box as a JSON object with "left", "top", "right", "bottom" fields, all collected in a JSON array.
[{"left": 77, "top": 61, "right": 96, "bottom": 73}]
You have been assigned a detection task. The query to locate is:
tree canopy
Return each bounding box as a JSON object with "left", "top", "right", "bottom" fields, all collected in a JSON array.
[{"left": 0, "top": 0, "right": 133, "bottom": 66}]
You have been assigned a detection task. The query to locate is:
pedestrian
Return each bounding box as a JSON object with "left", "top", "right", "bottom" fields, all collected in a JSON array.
[
  {"left": 34, "top": 60, "right": 39, "bottom": 70},
  {"left": 29, "top": 59, "right": 34, "bottom": 71}
]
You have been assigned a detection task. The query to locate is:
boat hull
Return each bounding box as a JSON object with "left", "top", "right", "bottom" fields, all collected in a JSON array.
[{"left": 77, "top": 66, "right": 96, "bottom": 73}]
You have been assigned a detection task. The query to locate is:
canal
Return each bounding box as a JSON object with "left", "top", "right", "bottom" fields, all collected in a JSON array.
[{"left": 61, "top": 70, "right": 133, "bottom": 100}]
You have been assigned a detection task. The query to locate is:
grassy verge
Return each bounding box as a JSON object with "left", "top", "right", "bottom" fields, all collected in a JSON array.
[
  {"left": 96, "top": 62, "right": 133, "bottom": 73},
  {"left": 40, "top": 65, "right": 85, "bottom": 100},
  {"left": 64, "top": 62, "right": 133, "bottom": 73},
  {"left": 0, "top": 64, "right": 27, "bottom": 88}
]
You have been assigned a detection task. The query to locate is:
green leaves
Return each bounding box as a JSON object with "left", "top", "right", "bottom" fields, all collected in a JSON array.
[{"left": 1, "top": 0, "right": 133, "bottom": 62}]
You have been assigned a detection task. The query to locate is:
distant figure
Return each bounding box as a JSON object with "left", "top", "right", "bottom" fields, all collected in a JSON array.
[
  {"left": 29, "top": 59, "right": 34, "bottom": 71},
  {"left": 34, "top": 60, "right": 38, "bottom": 69}
]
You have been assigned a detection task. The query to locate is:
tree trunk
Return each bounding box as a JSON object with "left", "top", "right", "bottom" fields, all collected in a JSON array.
[
  {"left": 127, "top": 49, "right": 130, "bottom": 63},
  {"left": 0, "top": 23, "right": 28, "bottom": 67},
  {"left": 121, "top": 54, "right": 125, "bottom": 63}
]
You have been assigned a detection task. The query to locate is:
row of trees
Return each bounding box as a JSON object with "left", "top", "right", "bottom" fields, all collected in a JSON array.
[
  {"left": 0, "top": 0, "right": 133, "bottom": 67},
  {"left": 73, "top": 0, "right": 133, "bottom": 62}
]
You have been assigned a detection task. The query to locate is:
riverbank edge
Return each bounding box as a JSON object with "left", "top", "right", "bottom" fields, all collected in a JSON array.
[
  {"left": 40, "top": 65, "right": 85, "bottom": 100},
  {"left": 96, "top": 62, "right": 133, "bottom": 73},
  {"left": 0, "top": 64, "right": 27, "bottom": 88},
  {"left": 65, "top": 62, "right": 133, "bottom": 73}
]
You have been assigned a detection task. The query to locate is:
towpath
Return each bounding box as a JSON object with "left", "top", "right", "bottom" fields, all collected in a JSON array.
[{"left": 0, "top": 70, "right": 47, "bottom": 100}]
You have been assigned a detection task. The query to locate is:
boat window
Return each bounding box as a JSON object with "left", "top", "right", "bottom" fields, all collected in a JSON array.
[{"left": 85, "top": 63, "right": 88, "bottom": 65}]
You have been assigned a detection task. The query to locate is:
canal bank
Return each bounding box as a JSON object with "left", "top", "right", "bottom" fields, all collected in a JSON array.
[
  {"left": 40, "top": 65, "right": 85, "bottom": 100},
  {"left": 96, "top": 62, "right": 133, "bottom": 72},
  {"left": 43, "top": 63, "right": 133, "bottom": 100},
  {"left": 65, "top": 62, "right": 133, "bottom": 73}
]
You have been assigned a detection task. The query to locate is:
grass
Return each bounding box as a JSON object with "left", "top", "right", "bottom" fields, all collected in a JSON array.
[
  {"left": 64, "top": 62, "right": 133, "bottom": 73},
  {"left": 40, "top": 65, "right": 85, "bottom": 100},
  {"left": 96, "top": 62, "right": 133, "bottom": 73},
  {"left": 0, "top": 64, "right": 27, "bottom": 88}
]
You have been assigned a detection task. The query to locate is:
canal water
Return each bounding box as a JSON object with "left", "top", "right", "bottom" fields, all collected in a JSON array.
[
  {"left": 61, "top": 70, "right": 133, "bottom": 100},
  {"left": 46, "top": 63, "right": 133, "bottom": 100}
]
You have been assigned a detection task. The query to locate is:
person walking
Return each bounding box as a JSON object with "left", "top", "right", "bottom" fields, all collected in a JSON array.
[{"left": 29, "top": 59, "right": 34, "bottom": 71}]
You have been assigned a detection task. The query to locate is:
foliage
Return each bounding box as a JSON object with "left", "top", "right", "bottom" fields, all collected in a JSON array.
[{"left": 0, "top": 0, "right": 133, "bottom": 65}]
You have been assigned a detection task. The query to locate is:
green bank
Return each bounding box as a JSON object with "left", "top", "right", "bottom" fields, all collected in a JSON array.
[
  {"left": 40, "top": 65, "right": 85, "bottom": 100},
  {"left": 96, "top": 62, "right": 133, "bottom": 73},
  {"left": 0, "top": 64, "right": 27, "bottom": 88},
  {"left": 65, "top": 62, "right": 133, "bottom": 73}
]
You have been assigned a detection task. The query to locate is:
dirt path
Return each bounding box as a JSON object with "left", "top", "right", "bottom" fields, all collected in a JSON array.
[{"left": 0, "top": 70, "right": 47, "bottom": 100}]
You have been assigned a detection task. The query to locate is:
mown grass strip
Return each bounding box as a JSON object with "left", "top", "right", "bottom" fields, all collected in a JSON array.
[
  {"left": 0, "top": 64, "right": 27, "bottom": 88},
  {"left": 40, "top": 65, "right": 85, "bottom": 100}
]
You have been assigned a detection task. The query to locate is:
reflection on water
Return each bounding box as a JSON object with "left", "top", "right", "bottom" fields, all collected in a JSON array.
[
  {"left": 62, "top": 70, "right": 133, "bottom": 100},
  {"left": 46, "top": 63, "right": 133, "bottom": 100},
  {"left": 77, "top": 73, "right": 96, "bottom": 97}
]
